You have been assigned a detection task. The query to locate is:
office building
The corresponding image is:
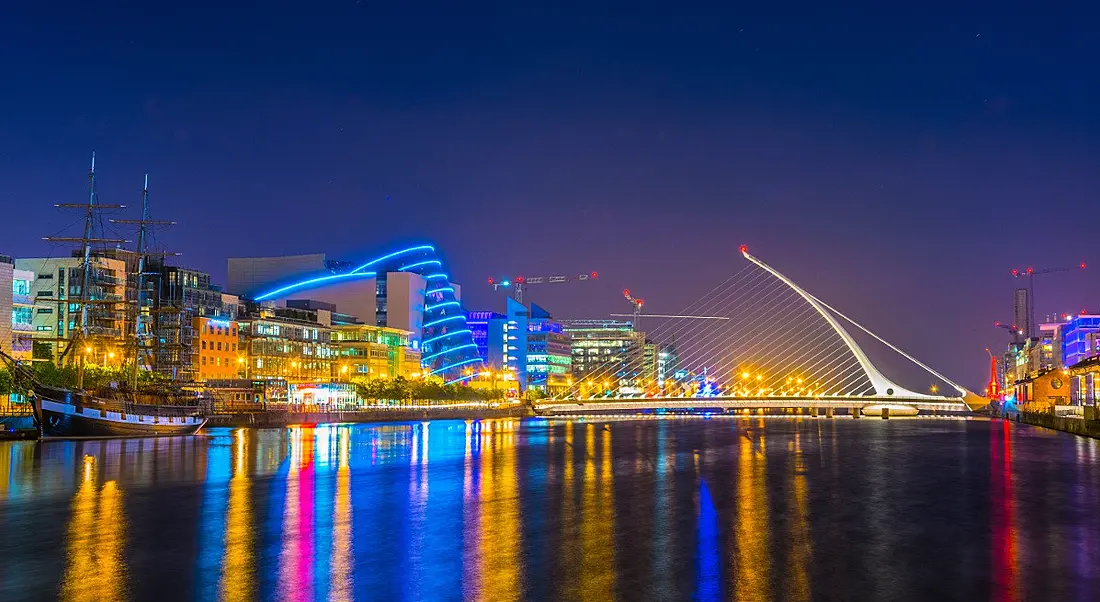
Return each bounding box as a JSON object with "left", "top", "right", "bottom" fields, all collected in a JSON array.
[
  {"left": 526, "top": 303, "right": 572, "bottom": 392},
  {"left": 194, "top": 316, "right": 241, "bottom": 381},
  {"left": 15, "top": 255, "right": 128, "bottom": 363},
  {"left": 9, "top": 266, "right": 34, "bottom": 360},
  {"left": 237, "top": 301, "right": 338, "bottom": 385},
  {"left": 154, "top": 266, "right": 239, "bottom": 381},
  {"left": 0, "top": 256, "right": 12, "bottom": 356},
  {"left": 1060, "top": 314, "right": 1100, "bottom": 368},
  {"left": 466, "top": 310, "right": 503, "bottom": 363},
  {"left": 564, "top": 319, "right": 646, "bottom": 388},
  {"left": 331, "top": 322, "right": 421, "bottom": 380}
]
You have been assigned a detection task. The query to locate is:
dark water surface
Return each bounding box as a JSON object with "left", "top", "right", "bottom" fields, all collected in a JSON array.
[{"left": 1, "top": 417, "right": 1098, "bottom": 601}]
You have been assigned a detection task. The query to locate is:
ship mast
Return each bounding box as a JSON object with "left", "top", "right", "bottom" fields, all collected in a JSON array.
[
  {"left": 45, "top": 152, "right": 128, "bottom": 390},
  {"left": 111, "top": 174, "right": 176, "bottom": 392},
  {"left": 75, "top": 154, "right": 99, "bottom": 390},
  {"left": 130, "top": 175, "right": 150, "bottom": 390}
]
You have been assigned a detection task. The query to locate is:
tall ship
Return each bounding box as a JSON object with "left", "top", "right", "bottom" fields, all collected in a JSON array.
[{"left": 0, "top": 154, "right": 208, "bottom": 438}]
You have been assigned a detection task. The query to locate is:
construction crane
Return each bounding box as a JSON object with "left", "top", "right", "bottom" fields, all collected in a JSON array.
[
  {"left": 993, "top": 321, "right": 1024, "bottom": 345},
  {"left": 1010, "top": 261, "right": 1087, "bottom": 337},
  {"left": 488, "top": 271, "right": 598, "bottom": 304},
  {"left": 622, "top": 289, "right": 644, "bottom": 324},
  {"left": 611, "top": 288, "right": 730, "bottom": 331}
]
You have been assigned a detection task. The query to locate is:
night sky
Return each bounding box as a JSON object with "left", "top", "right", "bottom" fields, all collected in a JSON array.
[{"left": 2, "top": 4, "right": 1098, "bottom": 389}]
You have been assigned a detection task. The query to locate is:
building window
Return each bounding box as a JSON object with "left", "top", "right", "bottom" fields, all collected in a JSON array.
[{"left": 202, "top": 341, "right": 207, "bottom": 350}]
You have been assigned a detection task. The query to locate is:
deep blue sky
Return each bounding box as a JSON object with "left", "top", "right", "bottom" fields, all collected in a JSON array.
[{"left": 2, "top": 4, "right": 1098, "bottom": 388}]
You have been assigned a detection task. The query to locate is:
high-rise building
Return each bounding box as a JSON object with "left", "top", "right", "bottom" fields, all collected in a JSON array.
[{"left": 1013, "top": 288, "right": 1032, "bottom": 339}]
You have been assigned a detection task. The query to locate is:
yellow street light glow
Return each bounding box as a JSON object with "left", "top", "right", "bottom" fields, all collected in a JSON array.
[{"left": 741, "top": 372, "right": 750, "bottom": 379}]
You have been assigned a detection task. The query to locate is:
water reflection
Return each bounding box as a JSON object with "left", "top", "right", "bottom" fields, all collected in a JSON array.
[
  {"left": 330, "top": 428, "right": 353, "bottom": 601},
  {"left": 219, "top": 429, "right": 254, "bottom": 601},
  {"left": 991, "top": 420, "right": 1020, "bottom": 602},
  {"left": 277, "top": 426, "right": 315, "bottom": 601},
  {"left": 61, "top": 455, "right": 128, "bottom": 602},
  {"left": 734, "top": 421, "right": 770, "bottom": 601},
  {"left": 1, "top": 418, "right": 1099, "bottom": 602}
]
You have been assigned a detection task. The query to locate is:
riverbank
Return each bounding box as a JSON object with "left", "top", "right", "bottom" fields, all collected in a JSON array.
[
  {"left": 206, "top": 406, "right": 529, "bottom": 428},
  {"left": 1016, "top": 411, "right": 1100, "bottom": 439}
]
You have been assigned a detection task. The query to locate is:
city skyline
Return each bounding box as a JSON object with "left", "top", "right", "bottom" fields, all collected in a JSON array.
[{"left": 2, "top": 5, "right": 1098, "bottom": 388}]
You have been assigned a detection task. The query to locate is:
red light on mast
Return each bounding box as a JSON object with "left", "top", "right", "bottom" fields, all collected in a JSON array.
[
  {"left": 516, "top": 276, "right": 524, "bottom": 284},
  {"left": 994, "top": 321, "right": 1001, "bottom": 327},
  {"left": 623, "top": 289, "right": 631, "bottom": 296},
  {"left": 1026, "top": 267, "right": 1034, "bottom": 275},
  {"left": 1011, "top": 269, "right": 1019, "bottom": 277},
  {"left": 1081, "top": 262, "right": 1088, "bottom": 269},
  {"left": 591, "top": 271, "right": 599, "bottom": 279},
  {"left": 739, "top": 244, "right": 748, "bottom": 253},
  {"left": 488, "top": 278, "right": 495, "bottom": 285}
]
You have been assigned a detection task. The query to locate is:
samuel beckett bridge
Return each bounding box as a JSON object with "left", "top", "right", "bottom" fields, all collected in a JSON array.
[{"left": 540, "top": 247, "right": 985, "bottom": 417}]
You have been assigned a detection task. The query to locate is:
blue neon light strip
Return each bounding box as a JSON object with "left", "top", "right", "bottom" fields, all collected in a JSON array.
[
  {"left": 445, "top": 373, "right": 478, "bottom": 385},
  {"left": 423, "top": 315, "right": 465, "bottom": 329},
  {"left": 425, "top": 273, "right": 449, "bottom": 280},
  {"left": 422, "top": 343, "right": 478, "bottom": 362},
  {"left": 399, "top": 260, "right": 442, "bottom": 271},
  {"left": 349, "top": 244, "right": 435, "bottom": 274},
  {"left": 430, "top": 356, "right": 483, "bottom": 376},
  {"left": 425, "top": 301, "right": 461, "bottom": 312},
  {"left": 427, "top": 286, "right": 455, "bottom": 295},
  {"left": 255, "top": 271, "right": 377, "bottom": 301},
  {"left": 422, "top": 329, "right": 472, "bottom": 346}
]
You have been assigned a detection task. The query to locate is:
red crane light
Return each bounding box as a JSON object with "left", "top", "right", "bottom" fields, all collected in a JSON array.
[
  {"left": 1081, "top": 262, "right": 1088, "bottom": 269},
  {"left": 488, "top": 278, "right": 495, "bottom": 285},
  {"left": 1011, "top": 269, "right": 1019, "bottom": 276},
  {"left": 623, "top": 289, "right": 631, "bottom": 296},
  {"left": 516, "top": 276, "right": 525, "bottom": 284},
  {"left": 739, "top": 244, "right": 748, "bottom": 253},
  {"left": 591, "top": 271, "right": 599, "bottom": 279},
  {"left": 1026, "top": 267, "right": 1034, "bottom": 275}
]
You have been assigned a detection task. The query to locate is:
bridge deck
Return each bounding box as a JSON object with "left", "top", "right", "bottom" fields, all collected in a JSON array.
[{"left": 537, "top": 395, "right": 972, "bottom": 415}]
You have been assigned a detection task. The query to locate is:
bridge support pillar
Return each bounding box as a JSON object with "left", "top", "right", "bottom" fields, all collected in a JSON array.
[
  {"left": 825, "top": 407, "right": 834, "bottom": 418},
  {"left": 852, "top": 407, "right": 861, "bottom": 419},
  {"left": 881, "top": 407, "right": 890, "bottom": 419},
  {"left": 810, "top": 407, "right": 819, "bottom": 417}
]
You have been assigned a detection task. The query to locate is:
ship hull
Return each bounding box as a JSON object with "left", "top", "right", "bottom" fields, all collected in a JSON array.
[{"left": 33, "top": 395, "right": 207, "bottom": 439}]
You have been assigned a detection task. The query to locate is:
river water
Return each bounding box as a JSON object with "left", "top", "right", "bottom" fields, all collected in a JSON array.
[{"left": 0, "top": 417, "right": 1097, "bottom": 601}]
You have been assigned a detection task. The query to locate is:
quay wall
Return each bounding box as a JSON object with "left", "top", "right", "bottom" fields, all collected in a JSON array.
[{"left": 1018, "top": 411, "right": 1100, "bottom": 439}]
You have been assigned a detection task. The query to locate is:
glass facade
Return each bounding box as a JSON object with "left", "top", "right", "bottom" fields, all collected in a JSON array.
[{"left": 1061, "top": 315, "right": 1100, "bottom": 368}]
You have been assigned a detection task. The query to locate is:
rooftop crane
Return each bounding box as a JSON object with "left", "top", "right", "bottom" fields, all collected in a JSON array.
[
  {"left": 488, "top": 271, "right": 598, "bottom": 304},
  {"left": 1010, "top": 261, "right": 1087, "bottom": 337}
]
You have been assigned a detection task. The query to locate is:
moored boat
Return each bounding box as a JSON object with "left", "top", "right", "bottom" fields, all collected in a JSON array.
[{"left": 29, "top": 384, "right": 207, "bottom": 438}]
